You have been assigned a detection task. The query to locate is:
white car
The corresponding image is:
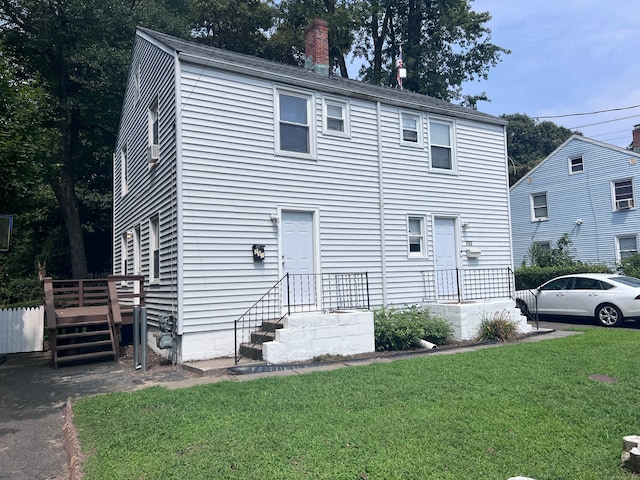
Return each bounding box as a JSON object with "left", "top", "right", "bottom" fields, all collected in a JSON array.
[{"left": 514, "top": 273, "right": 640, "bottom": 327}]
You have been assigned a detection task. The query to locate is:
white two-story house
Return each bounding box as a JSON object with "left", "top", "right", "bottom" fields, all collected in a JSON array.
[{"left": 113, "top": 22, "right": 528, "bottom": 364}]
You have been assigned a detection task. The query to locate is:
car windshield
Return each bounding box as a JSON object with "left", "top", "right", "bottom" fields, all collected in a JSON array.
[{"left": 610, "top": 276, "right": 640, "bottom": 287}]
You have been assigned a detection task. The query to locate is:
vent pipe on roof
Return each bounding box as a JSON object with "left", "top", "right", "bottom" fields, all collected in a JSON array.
[
  {"left": 304, "top": 19, "right": 329, "bottom": 76},
  {"left": 633, "top": 124, "right": 640, "bottom": 153}
]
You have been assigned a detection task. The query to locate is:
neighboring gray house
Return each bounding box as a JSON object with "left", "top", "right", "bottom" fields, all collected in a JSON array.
[
  {"left": 510, "top": 134, "right": 640, "bottom": 267},
  {"left": 113, "top": 24, "right": 528, "bottom": 364}
]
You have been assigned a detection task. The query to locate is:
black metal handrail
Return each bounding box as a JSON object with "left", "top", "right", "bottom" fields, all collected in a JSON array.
[
  {"left": 420, "top": 267, "right": 516, "bottom": 303},
  {"left": 234, "top": 272, "right": 370, "bottom": 364}
]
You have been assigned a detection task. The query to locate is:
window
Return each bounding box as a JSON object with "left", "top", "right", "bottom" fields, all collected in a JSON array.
[
  {"left": 530, "top": 192, "right": 548, "bottom": 221},
  {"left": 569, "top": 156, "right": 583, "bottom": 174},
  {"left": 533, "top": 241, "right": 551, "bottom": 250},
  {"left": 408, "top": 216, "right": 425, "bottom": 256},
  {"left": 148, "top": 98, "right": 159, "bottom": 166},
  {"left": 324, "top": 99, "right": 348, "bottom": 135},
  {"left": 617, "top": 235, "right": 638, "bottom": 260},
  {"left": 613, "top": 179, "right": 635, "bottom": 210},
  {"left": 150, "top": 216, "right": 159, "bottom": 282},
  {"left": 401, "top": 112, "right": 420, "bottom": 144},
  {"left": 429, "top": 119, "right": 454, "bottom": 170},
  {"left": 120, "top": 145, "right": 128, "bottom": 196},
  {"left": 573, "top": 277, "right": 602, "bottom": 290},
  {"left": 278, "top": 91, "right": 312, "bottom": 155},
  {"left": 121, "top": 233, "right": 128, "bottom": 275},
  {"left": 133, "top": 226, "right": 141, "bottom": 275},
  {"left": 540, "top": 277, "right": 572, "bottom": 291}
]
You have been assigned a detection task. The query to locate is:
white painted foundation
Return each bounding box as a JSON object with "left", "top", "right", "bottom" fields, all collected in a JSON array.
[
  {"left": 263, "top": 310, "right": 375, "bottom": 364},
  {"left": 426, "top": 299, "right": 532, "bottom": 341}
]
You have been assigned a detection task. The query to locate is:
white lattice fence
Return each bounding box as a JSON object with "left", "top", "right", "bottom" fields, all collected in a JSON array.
[{"left": 0, "top": 306, "right": 44, "bottom": 354}]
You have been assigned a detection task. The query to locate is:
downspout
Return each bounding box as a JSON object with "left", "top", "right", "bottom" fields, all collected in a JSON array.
[
  {"left": 377, "top": 101, "right": 388, "bottom": 305},
  {"left": 504, "top": 124, "right": 516, "bottom": 273},
  {"left": 174, "top": 51, "right": 184, "bottom": 336}
]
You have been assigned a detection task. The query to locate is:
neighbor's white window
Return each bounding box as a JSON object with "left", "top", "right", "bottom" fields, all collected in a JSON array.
[
  {"left": 324, "top": 99, "right": 349, "bottom": 135},
  {"left": 429, "top": 119, "right": 454, "bottom": 170},
  {"left": 133, "top": 225, "right": 141, "bottom": 275},
  {"left": 617, "top": 235, "right": 638, "bottom": 260},
  {"left": 149, "top": 215, "right": 159, "bottom": 282},
  {"left": 613, "top": 179, "right": 635, "bottom": 210},
  {"left": 120, "top": 144, "right": 128, "bottom": 196},
  {"left": 408, "top": 216, "right": 425, "bottom": 256},
  {"left": 569, "top": 155, "right": 584, "bottom": 174},
  {"left": 531, "top": 192, "right": 548, "bottom": 221},
  {"left": 277, "top": 91, "right": 313, "bottom": 155},
  {"left": 400, "top": 112, "right": 420, "bottom": 145}
]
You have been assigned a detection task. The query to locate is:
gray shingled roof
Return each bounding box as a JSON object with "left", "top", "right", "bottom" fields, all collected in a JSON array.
[{"left": 138, "top": 27, "right": 505, "bottom": 125}]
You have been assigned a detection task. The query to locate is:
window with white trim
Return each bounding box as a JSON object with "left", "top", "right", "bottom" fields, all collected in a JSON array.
[
  {"left": 408, "top": 216, "right": 425, "bottom": 256},
  {"left": 429, "top": 119, "right": 454, "bottom": 170},
  {"left": 148, "top": 98, "right": 159, "bottom": 167},
  {"left": 531, "top": 192, "right": 548, "bottom": 221},
  {"left": 613, "top": 179, "right": 635, "bottom": 210},
  {"left": 569, "top": 155, "right": 583, "bottom": 174},
  {"left": 400, "top": 112, "right": 420, "bottom": 144},
  {"left": 324, "top": 99, "right": 348, "bottom": 135},
  {"left": 121, "top": 233, "right": 128, "bottom": 275},
  {"left": 617, "top": 235, "right": 638, "bottom": 261},
  {"left": 149, "top": 215, "right": 159, "bottom": 282},
  {"left": 278, "top": 91, "right": 312, "bottom": 155},
  {"left": 133, "top": 225, "right": 141, "bottom": 275},
  {"left": 120, "top": 145, "right": 128, "bottom": 196}
]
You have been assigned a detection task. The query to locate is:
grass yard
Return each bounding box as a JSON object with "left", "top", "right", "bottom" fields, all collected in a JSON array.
[{"left": 73, "top": 329, "right": 640, "bottom": 480}]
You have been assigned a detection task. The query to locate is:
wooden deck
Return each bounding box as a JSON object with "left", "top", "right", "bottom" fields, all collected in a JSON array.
[{"left": 44, "top": 276, "right": 145, "bottom": 368}]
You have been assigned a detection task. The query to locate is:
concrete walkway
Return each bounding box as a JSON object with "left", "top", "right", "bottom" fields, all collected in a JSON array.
[{"left": 0, "top": 327, "right": 578, "bottom": 480}]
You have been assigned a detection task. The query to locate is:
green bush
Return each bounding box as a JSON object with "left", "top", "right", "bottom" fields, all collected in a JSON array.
[
  {"left": 476, "top": 311, "right": 519, "bottom": 342},
  {"left": 0, "top": 276, "right": 43, "bottom": 307},
  {"left": 618, "top": 253, "right": 640, "bottom": 278},
  {"left": 515, "top": 263, "right": 612, "bottom": 290},
  {"left": 374, "top": 305, "right": 453, "bottom": 351}
]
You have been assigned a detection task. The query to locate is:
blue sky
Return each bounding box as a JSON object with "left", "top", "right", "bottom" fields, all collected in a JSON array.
[{"left": 463, "top": 0, "right": 640, "bottom": 147}]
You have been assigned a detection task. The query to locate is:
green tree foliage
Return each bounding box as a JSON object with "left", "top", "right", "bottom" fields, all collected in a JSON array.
[
  {"left": 191, "top": 0, "right": 275, "bottom": 55},
  {"left": 618, "top": 254, "right": 640, "bottom": 279},
  {"left": 0, "top": 0, "right": 192, "bottom": 278},
  {"left": 266, "top": 0, "right": 356, "bottom": 78},
  {"left": 352, "top": 0, "right": 509, "bottom": 103},
  {"left": 503, "top": 113, "right": 580, "bottom": 185}
]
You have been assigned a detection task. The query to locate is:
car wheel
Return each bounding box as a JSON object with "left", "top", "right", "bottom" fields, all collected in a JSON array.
[
  {"left": 516, "top": 299, "right": 532, "bottom": 320},
  {"left": 595, "top": 303, "right": 622, "bottom": 327}
]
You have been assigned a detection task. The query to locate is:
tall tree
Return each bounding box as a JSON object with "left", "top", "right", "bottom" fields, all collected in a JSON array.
[
  {"left": 267, "top": 0, "right": 356, "bottom": 77},
  {"left": 0, "top": 0, "right": 192, "bottom": 278},
  {"left": 503, "top": 113, "right": 580, "bottom": 186},
  {"left": 353, "top": 0, "right": 508, "bottom": 103},
  {"left": 191, "top": 0, "right": 275, "bottom": 55}
]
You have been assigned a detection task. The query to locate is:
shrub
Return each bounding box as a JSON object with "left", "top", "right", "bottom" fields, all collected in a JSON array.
[
  {"left": 374, "top": 305, "right": 453, "bottom": 351},
  {"left": 0, "top": 276, "right": 43, "bottom": 307},
  {"left": 618, "top": 253, "right": 640, "bottom": 279},
  {"left": 515, "top": 263, "right": 612, "bottom": 290},
  {"left": 476, "top": 311, "right": 519, "bottom": 342}
]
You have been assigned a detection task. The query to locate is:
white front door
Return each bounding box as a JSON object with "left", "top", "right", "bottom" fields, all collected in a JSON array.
[
  {"left": 282, "top": 211, "right": 315, "bottom": 308},
  {"left": 434, "top": 217, "right": 459, "bottom": 298}
]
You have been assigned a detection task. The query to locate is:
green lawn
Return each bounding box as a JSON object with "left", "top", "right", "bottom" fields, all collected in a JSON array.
[{"left": 73, "top": 329, "right": 640, "bottom": 480}]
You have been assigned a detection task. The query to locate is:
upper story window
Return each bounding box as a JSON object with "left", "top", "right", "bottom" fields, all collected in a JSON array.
[
  {"left": 324, "top": 99, "right": 349, "bottom": 136},
  {"left": 613, "top": 179, "right": 635, "bottom": 210},
  {"left": 429, "top": 119, "right": 454, "bottom": 171},
  {"left": 569, "top": 155, "right": 583, "bottom": 174},
  {"left": 149, "top": 215, "right": 160, "bottom": 282},
  {"left": 531, "top": 192, "right": 548, "bottom": 221},
  {"left": 277, "top": 91, "right": 313, "bottom": 156},
  {"left": 120, "top": 144, "right": 128, "bottom": 196},
  {"left": 408, "top": 216, "right": 425, "bottom": 256},
  {"left": 148, "top": 98, "right": 159, "bottom": 167},
  {"left": 400, "top": 112, "right": 420, "bottom": 145},
  {"left": 617, "top": 235, "right": 638, "bottom": 261}
]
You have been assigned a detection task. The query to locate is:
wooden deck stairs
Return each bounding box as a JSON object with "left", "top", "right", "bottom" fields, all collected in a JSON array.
[
  {"left": 44, "top": 276, "right": 144, "bottom": 368},
  {"left": 238, "top": 320, "right": 283, "bottom": 361}
]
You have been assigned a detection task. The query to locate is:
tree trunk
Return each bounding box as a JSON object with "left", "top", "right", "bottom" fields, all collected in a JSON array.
[{"left": 50, "top": 169, "right": 88, "bottom": 279}]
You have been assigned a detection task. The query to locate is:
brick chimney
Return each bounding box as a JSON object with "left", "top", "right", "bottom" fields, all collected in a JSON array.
[
  {"left": 633, "top": 124, "right": 640, "bottom": 153},
  {"left": 304, "top": 19, "right": 329, "bottom": 76}
]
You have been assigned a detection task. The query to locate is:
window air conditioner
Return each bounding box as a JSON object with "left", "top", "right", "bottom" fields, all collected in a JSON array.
[
  {"left": 147, "top": 144, "right": 159, "bottom": 167},
  {"left": 616, "top": 198, "right": 634, "bottom": 210}
]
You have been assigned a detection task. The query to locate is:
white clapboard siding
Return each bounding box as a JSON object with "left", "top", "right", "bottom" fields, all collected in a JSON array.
[{"left": 0, "top": 306, "right": 44, "bottom": 354}]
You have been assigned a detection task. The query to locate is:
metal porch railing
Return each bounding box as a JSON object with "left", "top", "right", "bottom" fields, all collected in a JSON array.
[
  {"left": 234, "top": 272, "right": 370, "bottom": 364},
  {"left": 421, "top": 267, "right": 516, "bottom": 303}
]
